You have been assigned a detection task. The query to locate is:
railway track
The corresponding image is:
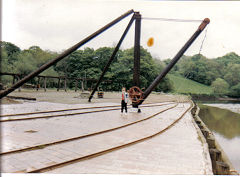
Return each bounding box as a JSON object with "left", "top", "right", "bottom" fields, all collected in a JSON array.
[
  {"left": 1, "top": 104, "right": 121, "bottom": 117},
  {"left": 1, "top": 101, "right": 193, "bottom": 173},
  {"left": 0, "top": 102, "right": 177, "bottom": 155},
  {"left": 0, "top": 102, "right": 175, "bottom": 122},
  {"left": 26, "top": 101, "right": 193, "bottom": 173}
]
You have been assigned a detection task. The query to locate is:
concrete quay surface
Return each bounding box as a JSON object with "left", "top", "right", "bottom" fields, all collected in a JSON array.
[{"left": 1, "top": 99, "right": 212, "bottom": 174}]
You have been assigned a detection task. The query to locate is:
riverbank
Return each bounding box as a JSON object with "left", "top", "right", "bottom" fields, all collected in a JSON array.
[
  {"left": 195, "top": 103, "right": 240, "bottom": 175},
  {"left": 198, "top": 104, "right": 240, "bottom": 174},
  {"left": 190, "top": 94, "right": 240, "bottom": 103}
]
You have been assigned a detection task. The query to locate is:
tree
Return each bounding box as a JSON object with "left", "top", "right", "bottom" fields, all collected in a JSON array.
[
  {"left": 1, "top": 48, "right": 11, "bottom": 72},
  {"left": 224, "top": 64, "right": 240, "bottom": 87},
  {"left": 229, "top": 83, "right": 240, "bottom": 97},
  {"left": 211, "top": 78, "right": 229, "bottom": 95},
  {"left": 177, "top": 54, "right": 221, "bottom": 85},
  {"left": 0, "top": 48, "right": 13, "bottom": 85},
  {"left": 55, "top": 48, "right": 97, "bottom": 78},
  {"left": 0, "top": 41, "right": 21, "bottom": 56},
  {"left": 110, "top": 47, "right": 173, "bottom": 92},
  {"left": 215, "top": 52, "right": 240, "bottom": 77},
  {"left": 94, "top": 47, "right": 115, "bottom": 70},
  {"left": 12, "top": 46, "right": 58, "bottom": 76},
  {"left": 0, "top": 41, "right": 21, "bottom": 65}
]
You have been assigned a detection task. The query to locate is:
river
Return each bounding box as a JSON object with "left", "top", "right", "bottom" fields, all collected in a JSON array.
[{"left": 198, "top": 103, "right": 240, "bottom": 173}]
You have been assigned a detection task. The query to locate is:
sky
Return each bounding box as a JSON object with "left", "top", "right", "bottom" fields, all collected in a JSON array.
[{"left": 2, "top": 0, "right": 240, "bottom": 60}]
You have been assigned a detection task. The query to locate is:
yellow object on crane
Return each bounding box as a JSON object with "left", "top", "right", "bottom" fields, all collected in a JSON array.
[{"left": 147, "top": 37, "right": 154, "bottom": 47}]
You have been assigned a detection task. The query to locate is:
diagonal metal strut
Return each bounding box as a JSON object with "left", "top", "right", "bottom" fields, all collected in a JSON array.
[
  {"left": 135, "top": 18, "right": 210, "bottom": 107},
  {"left": 0, "top": 9, "right": 134, "bottom": 99},
  {"left": 88, "top": 14, "right": 135, "bottom": 102}
]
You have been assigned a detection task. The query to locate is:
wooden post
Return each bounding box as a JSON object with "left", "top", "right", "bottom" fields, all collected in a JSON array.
[
  {"left": 216, "top": 161, "right": 230, "bottom": 175},
  {"left": 201, "top": 128, "right": 209, "bottom": 139},
  {"left": 81, "top": 79, "right": 84, "bottom": 92},
  {"left": 57, "top": 78, "right": 60, "bottom": 91},
  {"left": 210, "top": 148, "right": 222, "bottom": 174},
  {"left": 16, "top": 75, "right": 21, "bottom": 92},
  {"left": 44, "top": 76, "right": 47, "bottom": 92},
  {"left": 207, "top": 136, "right": 216, "bottom": 149},
  {"left": 75, "top": 79, "right": 78, "bottom": 92},
  {"left": 12, "top": 75, "right": 16, "bottom": 85},
  {"left": 36, "top": 76, "right": 40, "bottom": 91},
  {"left": 64, "top": 77, "right": 67, "bottom": 92}
]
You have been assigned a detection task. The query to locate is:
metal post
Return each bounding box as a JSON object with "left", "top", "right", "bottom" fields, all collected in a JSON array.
[
  {"left": 137, "top": 18, "right": 210, "bottom": 106},
  {"left": 88, "top": 15, "right": 135, "bottom": 102},
  {"left": 0, "top": 10, "right": 134, "bottom": 99},
  {"left": 133, "top": 12, "right": 141, "bottom": 87}
]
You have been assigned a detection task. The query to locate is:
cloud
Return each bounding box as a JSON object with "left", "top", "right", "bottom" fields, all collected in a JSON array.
[{"left": 2, "top": 0, "right": 240, "bottom": 59}]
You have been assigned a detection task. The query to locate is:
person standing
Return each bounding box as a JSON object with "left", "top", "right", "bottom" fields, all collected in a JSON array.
[{"left": 121, "top": 87, "right": 128, "bottom": 113}]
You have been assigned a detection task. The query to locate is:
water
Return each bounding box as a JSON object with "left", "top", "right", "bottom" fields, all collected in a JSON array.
[{"left": 198, "top": 104, "right": 240, "bottom": 173}]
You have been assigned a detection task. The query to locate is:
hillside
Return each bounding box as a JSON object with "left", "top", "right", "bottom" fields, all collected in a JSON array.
[{"left": 168, "top": 74, "right": 213, "bottom": 95}]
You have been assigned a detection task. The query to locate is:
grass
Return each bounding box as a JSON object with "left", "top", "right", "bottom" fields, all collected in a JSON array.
[{"left": 168, "top": 74, "right": 213, "bottom": 95}]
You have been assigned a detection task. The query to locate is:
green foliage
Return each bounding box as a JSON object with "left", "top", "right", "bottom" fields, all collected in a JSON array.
[
  {"left": 168, "top": 74, "right": 213, "bottom": 94},
  {"left": 229, "top": 83, "right": 240, "bottom": 97},
  {"left": 223, "top": 64, "right": 240, "bottom": 86},
  {"left": 216, "top": 52, "right": 240, "bottom": 66},
  {"left": 1, "top": 41, "right": 239, "bottom": 97},
  {"left": 211, "top": 78, "right": 229, "bottom": 95},
  {"left": 54, "top": 47, "right": 111, "bottom": 88},
  {"left": 0, "top": 41, "right": 21, "bottom": 64},
  {"left": 169, "top": 52, "right": 240, "bottom": 97},
  {"left": 109, "top": 47, "right": 172, "bottom": 92},
  {"left": 54, "top": 46, "right": 172, "bottom": 92},
  {"left": 1, "top": 48, "right": 11, "bottom": 72},
  {"left": 12, "top": 46, "right": 58, "bottom": 76},
  {"left": 1, "top": 42, "right": 59, "bottom": 87},
  {"left": 177, "top": 54, "right": 221, "bottom": 85}
]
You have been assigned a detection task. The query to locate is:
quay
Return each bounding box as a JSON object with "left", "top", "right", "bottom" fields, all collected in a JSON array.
[
  {"left": 1, "top": 91, "right": 213, "bottom": 174},
  {"left": 1, "top": 7, "right": 237, "bottom": 175}
]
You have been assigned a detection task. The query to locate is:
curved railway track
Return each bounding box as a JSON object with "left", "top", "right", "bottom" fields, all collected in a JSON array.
[
  {"left": 0, "top": 103, "right": 177, "bottom": 155},
  {"left": 26, "top": 101, "right": 193, "bottom": 173},
  {"left": 1, "top": 105, "right": 119, "bottom": 117},
  {"left": 0, "top": 102, "right": 175, "bottom": 122}
]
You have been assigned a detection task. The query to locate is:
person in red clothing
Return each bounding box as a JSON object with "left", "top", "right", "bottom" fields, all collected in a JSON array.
[{"left": 121, "top": 87, "right": 128, "bottom": 113}]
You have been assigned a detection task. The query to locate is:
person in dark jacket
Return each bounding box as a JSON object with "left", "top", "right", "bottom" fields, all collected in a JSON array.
[{"left": 121, "top": 87, "right": 128, "bottom": 113}]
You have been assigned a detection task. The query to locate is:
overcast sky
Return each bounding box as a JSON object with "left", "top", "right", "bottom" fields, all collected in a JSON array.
[{"left": 2, "top": 0, "right": 240, "bottom": 59}]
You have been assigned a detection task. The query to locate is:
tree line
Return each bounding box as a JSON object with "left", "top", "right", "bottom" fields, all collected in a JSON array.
[
  {"left": 166, "top": 52, "right": 240, "bottom": 97},
  {"left": 1, "top": 41, "right": 240, "bottom": 97},
  {"left": 0, "top": 41, "right": 171, "bottom": 92}
]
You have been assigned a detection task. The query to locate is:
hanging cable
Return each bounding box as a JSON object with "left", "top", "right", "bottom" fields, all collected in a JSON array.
[
  {"left": 175, "top": 26, "right": 209, "bottom": 95},
  {"left": 142, "top": 17, "right": 202, "bottom": 23},
  {"left": 198, "top": 25, "right": 209, "bottom": 55}
]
